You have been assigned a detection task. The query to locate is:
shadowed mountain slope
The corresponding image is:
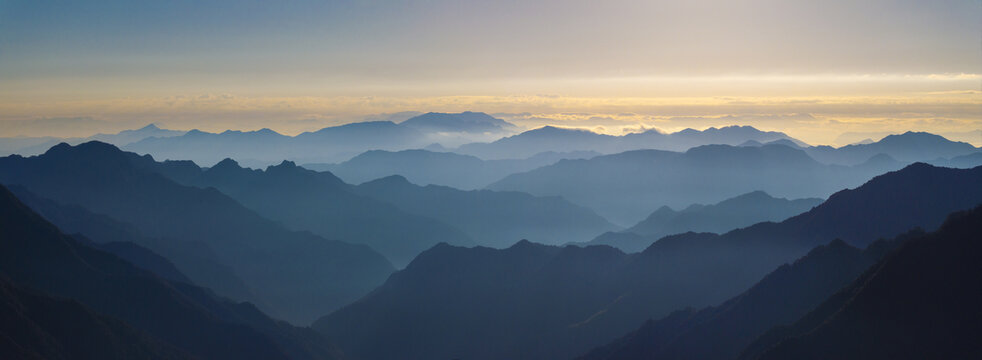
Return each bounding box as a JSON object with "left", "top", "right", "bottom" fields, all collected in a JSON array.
[
  {"left": 489, "top": 144, "right": 902, "bottom": 225},
  {"left": 930, "top": 150, "right": 982, "bottom": 169},
  {"left": 305, "top": 149, "right": 598, "bottom": 190},
  {"left": 584, "top": 191, "right": 821, "bottom": 252},
  {"left": 313, "top": 163, "right": 982, "bottom": 360},
  {"left": 0, "top": 141, "right": 394, "bottom": 325},
  {"left": 172, "top": 158, "right": 474, "bottom": 268},
  {"left": 578, "top": 232, "right": 909, "bottom": 360},
  {"left": 628, "top": 192, "right": 821, "bottom": 237},
  {"left": 0, "top": 184, "right": 344, "bottom": 359},
  {"left": 0, "top": 275, "right": 189, "bottom": 360},
  {"left": 9, "top": 185, "right": 197, "bottom": 285},
  {"left": 354, "top": 175, "right": 616, "bottom": 247},
  {"left": 741, "top": 206, "right": 982, "bottom": 360}
]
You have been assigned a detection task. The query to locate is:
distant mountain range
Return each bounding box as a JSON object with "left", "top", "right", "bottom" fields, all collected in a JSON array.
[
  {"left": 313, "top": 163, "right": 982, "bottom": 360},
  {"left": 0, "top": 142, "right": 394, "bottom": 325},
  {"left": 400, "top": 111, "right": 517, "bottom": 133},
  {"left": 0, "top": 183, "right": 345, "bottom": 359},
  {"left": 930, "top": 150, "right": 982, "bottom": 169},
  {"left": 627, "top": 191, "right": 822, "bottom": 236},
  {"left": 489, "top": 143, "right": 903, "bottom": 225},
  {"left": 455, "top": 125, "right": 805, "bottom": 160},
  {"left": 4, "top": 119, "right": 976, "bottom": 174},
  {"left": 305, "top": 149, "right": 599, "bottom": 190},
  {"left": 354, "top": 175, "right": 616, "bottom": 247},
  {"left": 805, "top": 131, "right": 978, "bottom": 165},
  {"left": 0, "top": 113, "right": 520, "bottom": 167},
  {"left": 124, "top": 112, "right": 520, "bottom": 166},
  {"left": 126, "top": 128, "right": 294, "bottom": 168},
  {"left": 0, "top": 124, "right": 185, "bottom": 157},
  {"left": 584, "top": 191, "right": 823, "bottom": 252}
]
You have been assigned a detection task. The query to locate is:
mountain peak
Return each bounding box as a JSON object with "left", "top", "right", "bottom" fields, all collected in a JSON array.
[
  {"left": 858, "top": 153, "right": 900, "bottom": 167},
  {"left": 204, "top": 157, "right": 251, "bottom": 178},
  {"left": 42, "top": 142, "right": 73, "bottom": 155},
  {"left": 511, "top": 239, "right": 534, "bottom": 248},
  {"left": 507, "top": 239, "right": 547, "bottom": 253},
  {"left": 44, "top": 141, "right": 122, "bottom": 158},
  {"left": 765, "top": 138, "right": 803, "bottom": 148},
  {"left": 265, "top": 160, "right": 299, "bottom": 172},
  {"left": 400, "top": 112, "right": 515, "bottom": 133},
  {"left": 653, "top": 205, "right": 675, "bottom": 213},
  {"left": 529, "top": 125, "right": 592, "bottom": 135},
  {"left": 878, "top": 131, "right": 962, "bottom": 146},
  {"left": 728, "top": 190, "right": 773, "bottom": 202},
  {"left": 211, "top": 158, "right": 242, "bottom": 170},
  {"left": 365, "top": 174, "right": 412, "bottom": 187}
]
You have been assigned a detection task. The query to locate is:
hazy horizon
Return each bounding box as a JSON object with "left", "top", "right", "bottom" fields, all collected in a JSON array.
[{"left": 2, "top": 113, "right": 981, "bottom": 148}]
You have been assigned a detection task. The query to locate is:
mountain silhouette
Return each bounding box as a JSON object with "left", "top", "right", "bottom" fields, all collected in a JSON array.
[
  {"left": 125, "top": 128, "right": 292, "bottom": 168},
  {"left": 313, "top": 163, "right": 982, "bottom": 360},
  {"left": 0, "top": 275, "right": 190, "bottom": 359},
  {"left": 0, "top": 141, "right": 394, "bottom": 324},
  {"left": 305, "top": 149, "right": 598, "bottom": 190},
  {"left": 583, "top": 191, "right": 822, "bottom": 252},
  {"left": 0, "top": 123, "right": 186, "bottom": 157},
  {"left": 9, "top": 184, "right": 255, "bottom": 299},
  {"left": 399, "top": 111, "right": 516, "bottom": 133},
  {"left": 455, "top": 125, "right": 802, "bottom": 160},
  {"left": 354, "top": 174, "right": 616, "bottom": 247},
  {"left": 80, "top": 238, "right": 193, "bottom": 285},
  {"left": 488, "top": 144, "right": 902, "bottom": 225},
  {"left": 172, "top": 157, "right": 474, "bottom": 268},
  {"left": 123, "top": 112, "right": 515, "bottom": 166},
  {"left": 741, "top": 206, "right": 982, "bottom": 360},
  {"left": 578, "top": 233, "right": 908, "bottom": 360},
  {"left": 315, "top": 240, "right": 628, "bottom": 360},
  {"left": 0, "top": 183, "right": 344, "bottom": 359},
  {"left": 291, "top": 121, "right": 426, "bottom": 162},
  {"left": 9, "top": 185, "right": 200, "bottom": 284},
  {"left": 805, "top": 131, "right": 978, "bottom": 165},
  {"left": 930, "top": 150, "right": 982, "bottom": 169}
]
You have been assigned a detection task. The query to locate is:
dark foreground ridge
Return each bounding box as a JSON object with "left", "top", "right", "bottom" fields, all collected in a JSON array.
[{"left": 0, "top": 183, "right": 345, "bottom": 359}]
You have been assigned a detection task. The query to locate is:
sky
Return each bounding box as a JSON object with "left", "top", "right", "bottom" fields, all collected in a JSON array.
[{"left": 0, "top": 0, "right": 980, "bottom": 145}]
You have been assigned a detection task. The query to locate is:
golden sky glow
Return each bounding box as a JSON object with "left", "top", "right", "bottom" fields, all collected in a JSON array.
[{"left": 0, "top": 0, "right": 979, "bottom": 145}]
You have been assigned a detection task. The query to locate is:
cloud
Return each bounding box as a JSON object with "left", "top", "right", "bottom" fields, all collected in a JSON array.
[
  {"left": 0, "top": 93, "right": 978, "bottom": 146},
  {"left": 362, "top": 111, "right": 424, "bottom": 123},
  {"left": 0, "top": 117, "right": 121, "bottom": 137}
]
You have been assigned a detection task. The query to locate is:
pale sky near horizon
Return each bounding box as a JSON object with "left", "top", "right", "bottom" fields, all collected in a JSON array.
[{"left": 0, "top": 0, "right": 980, "bottom": 145}]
